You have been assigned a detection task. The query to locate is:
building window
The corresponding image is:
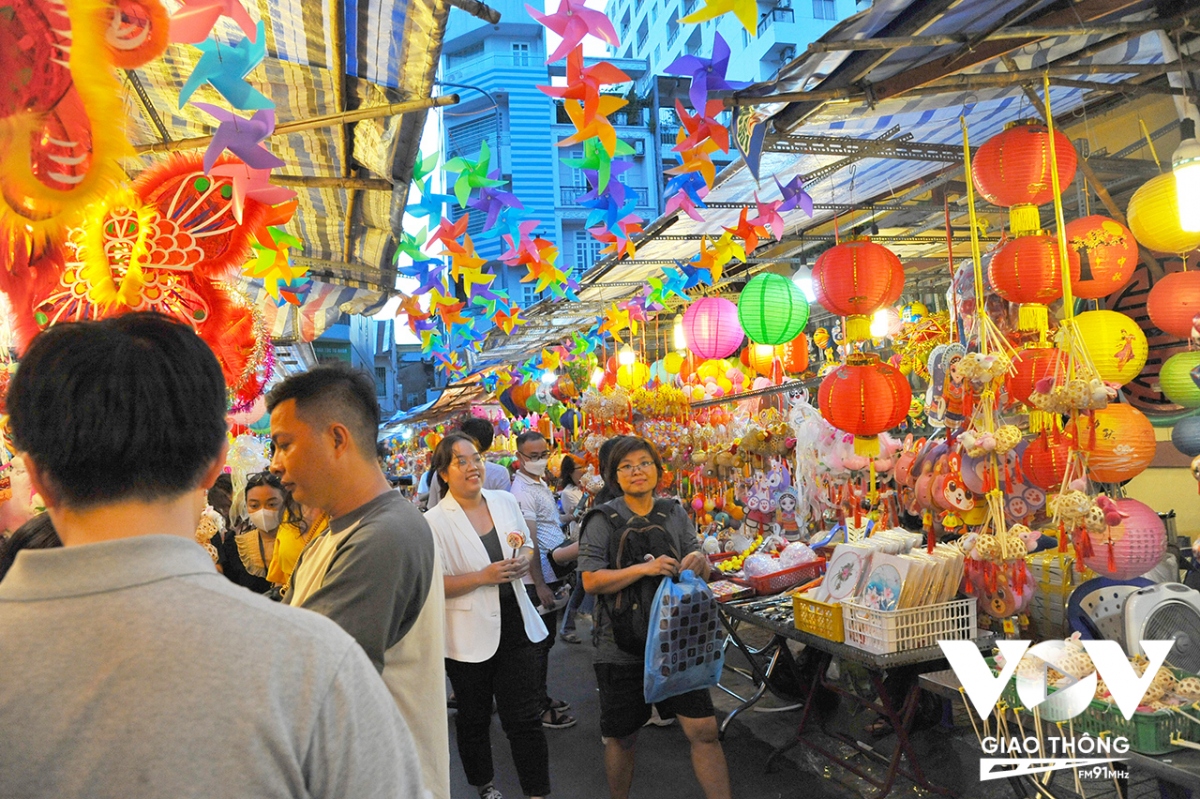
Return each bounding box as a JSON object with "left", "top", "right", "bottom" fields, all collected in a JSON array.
[
  {"left": 374, "top": 366, "right": 388, "bottom": 398},
  {"left": 448, "top": 41, "right": 484, "bottom": 67},
  {"left": 520, "top": 283, "right": 541, "bottom": 306},
  {"left": 575, "top": 235, "right": 605, "bottom": 272},
  {"left": 813, "top": 0, "right": 836, "bottom": 19},
  {"left": 512, "top": 41, "right": 530, "bottom": 66},
  {"left": 446, "top": 112, "right": 499, "bottom": 160}
]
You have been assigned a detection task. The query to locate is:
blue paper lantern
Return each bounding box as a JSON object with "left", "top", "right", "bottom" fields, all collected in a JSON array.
[{"left": 1172, "top": 415, "right": 1200, "bottom": 457}]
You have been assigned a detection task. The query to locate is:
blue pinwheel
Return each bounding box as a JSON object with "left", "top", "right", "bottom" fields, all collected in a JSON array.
[
  {"left": 179, "top": 22, "right": 272, "bottom": 110},
  {"left": 663, "top": 32, "right": 750, "bottom": 114},
  {"left": 406, "top": 177, "right": 456, "bottom": 222}
]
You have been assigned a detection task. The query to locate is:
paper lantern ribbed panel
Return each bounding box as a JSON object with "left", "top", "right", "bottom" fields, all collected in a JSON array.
[
  {"left": 1146, "top": 270, "right": 1200, "bottom": 339},
  {"left": 1079, "top": 403, "right": 1155, "bottom": 483},
  {"left": 782, "top": 334, "right": 809, "bottom": 374},
  {"left": 1082, "top": 499, "right": 1165, "bottom": 580},
  {"left": 1074, "top": 310, "right": 1148, "bottom": 386},
  {"left": 737, "top": 273, "right": 810, "bottom": 345},
  {"left": 817, "top": 353, "right": 912, "bottom": 450},
  {"left": 1065, "top": 216, "right": 1138, "bottom": 299},
  {"left": 1127, "top": 172, "right": 1200, "bottom": 255},
  {"left": 1160, "top": 351, "right": 1200, "bottom": 408},
  {"left": 812, "top": 239, "right": 904, "bottom": 340},
  {"left": 972, "top": 122, "right": 1078, "bottom": 208},
  {"left": 683, "top": 297, "right": 744, "bottom": 360},
  {"left": 989, "top": 233, "right": 1081, "bottom": 305}
]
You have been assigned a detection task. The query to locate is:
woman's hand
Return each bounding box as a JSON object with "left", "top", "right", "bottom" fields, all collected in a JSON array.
[
  {"left": 481, "top": 557, "right": 528, "bottom": 585},
  {"left": 680, "top": 551, "right": 708, "bottom": 577},
  {"left": 641, "top": 555, "right": 681, "bottom": 578}
]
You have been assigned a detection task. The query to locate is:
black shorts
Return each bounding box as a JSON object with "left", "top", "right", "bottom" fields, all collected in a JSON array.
[{"left": 594, "top": 661, "right": 715, "bottom": 740}]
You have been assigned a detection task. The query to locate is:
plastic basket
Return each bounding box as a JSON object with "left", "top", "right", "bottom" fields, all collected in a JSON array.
[
  {"left": 842, "top": 598, "right": 977, "bottom": 655},
  {"left": 793, "top": 592, "right": 845, "bottom": 642},
  {"left": 734, "top": 558, "right": 825, "bottom": 596}
]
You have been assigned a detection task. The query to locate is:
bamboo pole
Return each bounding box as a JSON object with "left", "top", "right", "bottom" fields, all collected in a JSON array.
[
  {"left": 133, "top": 94, "right": 459, "bottom": 155},
  {"left": 269, "top": 174, "right": 393, "bottom": 190},
  {"left": 448, "top": 0, "right": 501, "bottom": 24}
]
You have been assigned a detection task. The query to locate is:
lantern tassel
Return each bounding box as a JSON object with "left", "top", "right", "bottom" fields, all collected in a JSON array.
[
  {"left": 845, "top": 314, "right": 871, "bottom": 342},
  {"left": 1009, "top": 204, "right": 1042, "bottom": 237},
  {"left": 1018, "top": 303, "right": 1049, "bottom": 334}
]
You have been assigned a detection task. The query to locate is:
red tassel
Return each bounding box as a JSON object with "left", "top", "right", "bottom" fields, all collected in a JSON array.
[
  {"left": 1107, "top": 541, "right": 1116, "bottom": 573},
  {"left": 1016, "top": 559, "right": 1027, "bottom": 592},
  {"left": 1088, "top": 411, "right": 1097, "bottom": 451},
  {"left": 1078, "top": 529, "right": 1093, "bottom": 559},
  {"left": 1058, "top": 521, "right": 1068, "bottom": 552}
]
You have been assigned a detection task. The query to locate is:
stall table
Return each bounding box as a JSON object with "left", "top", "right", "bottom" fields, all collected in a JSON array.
[
  {"left": 919, "top": 669, "right": 1200, "bottom": 797},
  {"left": 718, "top": 597, "right": 995, "bottom": 799}
]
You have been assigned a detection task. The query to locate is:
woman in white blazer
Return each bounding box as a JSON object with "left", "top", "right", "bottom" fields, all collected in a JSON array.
[{"left": 425, "top": 433, "right": 550, "bottom": 799}]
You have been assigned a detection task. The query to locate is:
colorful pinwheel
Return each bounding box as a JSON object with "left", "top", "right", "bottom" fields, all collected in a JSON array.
[
  {"left": 537, "top": 47, "right": 632, "bottom": 124},
  {"left": 493, "top": 303, "right": 528, "bottom": 335},
  {"left": 749, "top": 193, "right": 786, "bottom": 239},
  {"left": 526, "top": 0, "right": 621, "bottom": 64},
  {"left": 208, "top": 161, "right": 295, "bottom": 223},
  {"left": 663, "top": 33, "right": 750, "bottom": 113},
  {"left": 725, "top": 207, "right": 767, "bottom": 254},
  {"left": 673, "top": 99, "right": 730, "bottom": 154},
  {"left": 775, "top": 174, "right": 814, "bottom": 217},
  {"left": 444, "top": 141, "right": 505, "bottom": 208},
  {"left": 179, "top": 21, "right": 271, "bottom": 110},
  {"left": 170, "top": 0, "right": 258, "bottom": 44},
  {"left": 467, "top": 170, "right": 524, "bottom": 232},
  {"left": 561, "top": 137, "right": 635, "bottom": 193},
  {"left": 664, "top": 133, "right": 719, "bottom": 189},
  {"left": 711, "top": 230, "right": 746, "bottom": 281},
  {"left": 678, "top": 0, "right": 758, "bottom": 37},
  {"left": 413, "top": 150, "right": 440, "bottom": 183},
  {"left": 406, "top": 177, "right": 456, "bottom": 222},
  {"left": 557, "top": 97, "right": 627, "bottom": 157},
  {"left": 194, "top": 104, "right": 283, "bottom": 174}
]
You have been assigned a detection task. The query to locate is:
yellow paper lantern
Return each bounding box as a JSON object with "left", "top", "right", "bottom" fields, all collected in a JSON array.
[
  {"left": 616, "top": 362, "right": 649, "bottom": 389},
  {"left": 1075, "top": 310, "right": 1147, "bottom": 386},
  {"left": 1160, "top": 351, "right": 1200, "bottom": 408},
  {"left": 1127, "top": 172, "right": 1200, "bottom": 255}
]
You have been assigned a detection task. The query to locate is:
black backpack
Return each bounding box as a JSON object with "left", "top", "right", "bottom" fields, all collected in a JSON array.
[{"left": 583, "top": 499, "right": 682, "bottom": 655}]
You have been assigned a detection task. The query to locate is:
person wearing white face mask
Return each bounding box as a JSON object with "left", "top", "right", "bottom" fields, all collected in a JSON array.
[
  {"left": 509, "top": 432, "right": 577, "bottom": 729},
  {"left": 214, "top": 471, "right": 304, "bottom": 595}
]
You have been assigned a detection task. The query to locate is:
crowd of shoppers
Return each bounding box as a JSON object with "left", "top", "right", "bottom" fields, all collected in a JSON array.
[{"left": 0, "top": 311, "right": 731, "bottom": 799}]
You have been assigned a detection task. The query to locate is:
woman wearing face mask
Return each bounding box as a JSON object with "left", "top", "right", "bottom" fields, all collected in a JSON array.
[{"left": 215, "top": 472, "right": 305, "bottom": 594}]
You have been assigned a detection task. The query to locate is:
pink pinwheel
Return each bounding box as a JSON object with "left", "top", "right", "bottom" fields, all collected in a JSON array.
[
  {"left": 194, "top": 103, "right": 284, "bottom": 174},
  {"left": 664, "top": 184, "right": 709, "bottom": 222},
  {"left": 208, "top": 162, "right": 295, "bottom": 223},
  {"left": 526, "top": 0, "right": 620, "bottom": 64},
  {"left": 538, "top": 47, "right": 632, "bottom": 124},
  {"left": 775, "top": 174, "right": 814, "bottom": 217},
  {"left": 500, "top": 220, "right": 542, "bottom": 266},
  {"left": 663, "top": 32, "right": 750, "bottom": 114},
  {"left": 170, "top": 0, "right": 257, "bottom": 44},
  {"left": 673, "top": 99, "right": 730, "bottom": 154},
  {"left": 749, "top": 193, "right": 785, "bottom": 240}
]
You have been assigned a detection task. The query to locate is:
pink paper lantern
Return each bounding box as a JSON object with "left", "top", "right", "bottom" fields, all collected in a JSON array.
[
  {"left": 1082, "top": 498, "right": 1165, "bottom": 580},
  {"left": 683, "top": 297, "right": 744, "bottom": 360}
]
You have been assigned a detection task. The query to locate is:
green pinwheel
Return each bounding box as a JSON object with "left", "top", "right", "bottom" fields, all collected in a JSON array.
[
  {"left": 444, "top": 141, "right": 505, "bottom": 208},
  {"left": 560, "top": 136, "right": 634, "bottom": 194}
]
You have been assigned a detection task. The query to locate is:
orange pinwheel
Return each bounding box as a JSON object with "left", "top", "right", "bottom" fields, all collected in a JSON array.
[
  {"left": 429, "top": 214, "right": 470, "bottom": 254},
  {"left": 538, "top": 47, "right": 632, "bottom": 125},
  {"left": 557, "top": 96, "right": 627, "bottom": 157},
  {"left": 493, "top": 303, "right": 527, "bottom": 335},
  {"left": 599, "top": 302, "right": 633, "bottom": 342},
  {"left": 249, "top": 198, "right": 299, "bottom": 248},
  {"left": 448, "top": 234, "right": 486, "bottom": 281},
  {"left": 673, "top": 99, "right": 730, "bottom": 153},
  {"left": 665, "top": 130, "right": 719, "bottom": 188},
  {"left": 395, "top": 293, "right": 431, "bottom": 334},
  {"left": 724, "top": 207, "right": 767, "bottom": 254}
]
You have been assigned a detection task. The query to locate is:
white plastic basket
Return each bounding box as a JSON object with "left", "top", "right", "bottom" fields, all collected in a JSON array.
[{"left": 841, "top": 598, "right": 977, "bottom": 655}]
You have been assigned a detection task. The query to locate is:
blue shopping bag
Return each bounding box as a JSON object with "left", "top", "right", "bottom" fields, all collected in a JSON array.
[{"left": 643, "top": 570, "right": 726, "bottom": 704}]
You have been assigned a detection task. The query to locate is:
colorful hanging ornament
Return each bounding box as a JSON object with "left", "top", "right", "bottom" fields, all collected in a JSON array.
[
  {"left": 817, "top": 352, "right": 911, "bottom": 457},
  {"left": 988, "top": 233, "right": 1080, "bottom": 334},
  {"left": 526, "top": 0, "right": 621, "bottom": 64},
  {"left": 737, "top": 273, "right": 809, "bottom": 345},
  {"left": 1127, "top": 172, "right": 1200, "bottom": 255},
  {"left": 1146, "top": 270, "right": 1200, "bottom": 340},
  {"left": 812, "top": 238, "right": 904, "bottom": 341},
  {"left": 178, "top": 21, "right": 272, "bottom": 110},
  {"left": 683, "top": 297, "right": 743, "bottom": 360},
  {"left": 1073, "top": 310, "right": 1147, "bottom": 386},
  {"left": 1065, "top": 215, "right": 1138, "bottom": 299},
  {"left": 1077, "top": 403, "right": 1156, "bottom": 484},
  {"left": 971, "top": 120, "right": 1077, "bottom": 236}
]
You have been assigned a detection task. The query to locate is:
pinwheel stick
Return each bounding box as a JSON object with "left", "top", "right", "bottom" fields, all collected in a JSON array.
[{"left": 134, "top": 94, "right": 460, "bottom": 155}]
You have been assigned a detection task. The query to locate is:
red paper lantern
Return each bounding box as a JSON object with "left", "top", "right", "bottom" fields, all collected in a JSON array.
[
  {"left": 972, "top": 121, "right": 1077, "bottom": 235},
  {"left": 782, "top": 334, "right": 809, "bottom": 374},
  {"left": 1146, "top": 270, "right": 1200, "bottom": 340},
  {"left": 989, "top": 233, "right": 1081, "bottom": 331},
  {"left": 1021, "top": 433, "right": 1071, "bottom": 490},
  {"left": 818, "top": 352, "right": 912, "bottom": 454},
  {"left": 1065, "top": 216, "right": 1138, "bottom": 300},
  {"left": 812, "top": 239, "right": 905, "bottom": 341},
  {"left": 1007, "top": 346, "right": 1068, "bottom": 407}
]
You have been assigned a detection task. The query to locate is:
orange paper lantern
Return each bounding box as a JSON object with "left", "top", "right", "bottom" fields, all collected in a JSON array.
[
  {"left": 1146, "top": 270, "right": 1200, "bottom": 340},
  {"left": 972, "top": 121, "right": 1077, "bottom": 234},
  {"left": 1021, "top": 433, "right": 1071, "bottom": 490},
  {"left": 1065, "top": 216, "right": 1138, "bottom": 300},
  {"left": 989, "top": 233, "right": 1081, "bottom": 331},
  {"left": 817, "top": 352, "right": 912, "bottom": 455},
  {"left": 782, "top": 334, "right": 809, "bottom": 374},
  {"left": 1007, "top": 346, "right": 1067, "bottom": 407},
  {"left": 1076, "top": 403, "right": 1155, "bottom": 483},
  {"left": 812, "top": 239, "right": 905, "bottom": 341}
]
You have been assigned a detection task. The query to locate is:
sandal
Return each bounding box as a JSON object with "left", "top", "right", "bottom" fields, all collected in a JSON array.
[
  {"left": 542, "top": 707, "right": 577, "bottom": 729},
  {"left": 560, "top": 632, "right": 581, "bottom": 644},
  {"left": 549, "top": 698, "right": 571, "bottom": 712}
]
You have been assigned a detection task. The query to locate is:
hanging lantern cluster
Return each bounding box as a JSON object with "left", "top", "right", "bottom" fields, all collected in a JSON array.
[{"left": 812, "top": 239, "right": 904, "bottom": 341}]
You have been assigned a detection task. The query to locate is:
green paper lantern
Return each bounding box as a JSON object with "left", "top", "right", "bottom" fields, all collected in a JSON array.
[
  {"left": 1160, "top": 351, "right": 1200, "bottom": 408},
  {"left": 737, "top": 273, "right": 810, "bottom": 345}
]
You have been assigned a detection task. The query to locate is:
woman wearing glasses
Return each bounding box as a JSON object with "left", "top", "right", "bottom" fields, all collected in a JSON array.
[
  {"left": 215, "top": 472, "right": 313, "bottom": 594},
  {"left": 425, "top": 433, "right": 551, "bottom": 799},
  {"left": 578, "top": 436, "right": 730, "bottom": 799}
]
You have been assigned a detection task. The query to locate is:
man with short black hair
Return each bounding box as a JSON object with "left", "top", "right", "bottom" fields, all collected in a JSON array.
[
  {"left": 268, "top": 363, "right": 449, "bottom": 799},
  {"left": 427, "top": 416, "right": 510, "bottom": 508},
  {"left": 510, "top": 430, "right": 577, "bottom": 729},
  {"left": 0, "top": 314, "right": 425, "bottom": 799}
]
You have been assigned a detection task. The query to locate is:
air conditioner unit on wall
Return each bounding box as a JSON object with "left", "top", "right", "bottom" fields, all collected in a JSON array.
[
  {"left": 779, "top": 45, "right": 796, "bottom": 63},
  {"left": 633, "top": 139, "right": 646, "bottom": 156}
]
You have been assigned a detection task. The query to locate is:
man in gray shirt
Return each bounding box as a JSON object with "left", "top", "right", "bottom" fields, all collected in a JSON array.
[{"left": 0, "top": 313, "right": 425, "bottom": 799}]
